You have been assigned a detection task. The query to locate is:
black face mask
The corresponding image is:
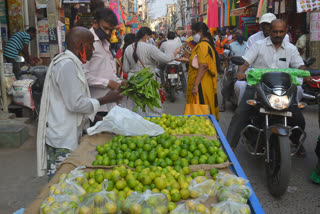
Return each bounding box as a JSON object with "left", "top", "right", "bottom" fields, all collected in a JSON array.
[{"left": 95, "top": 26, "right": 109, "bottom": 41}]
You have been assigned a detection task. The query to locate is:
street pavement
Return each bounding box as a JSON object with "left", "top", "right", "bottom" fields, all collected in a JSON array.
[{"left": 1, "top": 87, "right": 320, "bottom": 213}]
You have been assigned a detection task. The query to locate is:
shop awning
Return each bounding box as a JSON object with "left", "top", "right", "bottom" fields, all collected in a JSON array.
[{"left": 230, "top": 2, "right": 258, "bottom": 17}]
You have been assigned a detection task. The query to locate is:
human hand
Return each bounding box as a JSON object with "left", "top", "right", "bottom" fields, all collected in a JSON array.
[
  {"left": 102, "top": 90, "right": 123, "bottom": 104},
  {"left": 108, "top": 80, "right": 121, "bottom": 90},
  {"left": 303, "top": 76, "right": 313, "bottom": 82},
  {"left": 175, "top": 57, "right": 189, "bottom": 62},
  {"left": 237, "top": 73, "right": 246, "bottom": 80},
  {"left": 192, "top": 86, "right": 198, "bottom": 96}
]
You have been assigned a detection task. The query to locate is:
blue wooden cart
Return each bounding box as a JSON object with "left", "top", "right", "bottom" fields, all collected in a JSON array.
[{"left": 208, "top": 114, "right": 264, "bottom": 214}]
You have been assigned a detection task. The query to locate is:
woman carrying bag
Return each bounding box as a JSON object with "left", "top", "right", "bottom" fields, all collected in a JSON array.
[{"left": 177, "top": 22, "right": 219, "bottom": 120}]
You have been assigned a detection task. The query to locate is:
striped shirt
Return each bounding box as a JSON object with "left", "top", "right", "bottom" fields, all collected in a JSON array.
[{"left": 4, "top": 32, "right": 32, "bottom": 59}]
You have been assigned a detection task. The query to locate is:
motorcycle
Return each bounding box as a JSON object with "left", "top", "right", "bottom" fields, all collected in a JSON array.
[
  {"left": 302, "top": 57, "right": 320, "bottom": 104},
  {"left": 161, "top": 61, "right": 187, "bottom": 102},
  {"left": 231, "top": 56, "right": 307, "bottom": 197},
  {"left": 220, "top": 44, "right": 239, "bottom": 110}
]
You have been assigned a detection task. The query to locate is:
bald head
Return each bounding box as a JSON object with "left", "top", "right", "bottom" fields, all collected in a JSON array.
[
  {"left": 270, "top": 19, "right": 288, "bottom": 46},
  {"left": 66, "top": 27, "right": 95, "bottom": 62},
  {"left": 271, "top": 19, "right": 287, "bottom": 30}
]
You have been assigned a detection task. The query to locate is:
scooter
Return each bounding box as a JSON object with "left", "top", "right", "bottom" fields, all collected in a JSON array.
[
  {"left": 231, "top": 56, "right": 307, "bottom": 197},
  {"left": 161, "top": 61, "right": 187, "bottom": 102},
  {"left": 14, "top": 56, "right": 48, "bottom": 115},
  {"left": 302, "top": 57, "right": 320, "bottom": 104},
  {"left": 220, "top": 44, "right": 239, "bottom": 111}
]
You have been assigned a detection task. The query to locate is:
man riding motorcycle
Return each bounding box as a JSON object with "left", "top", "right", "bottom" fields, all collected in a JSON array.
[
  {"left": 226, "top": 19, "right": 308, "bottom": 157},
  {"left": 221, "top": 30, "right": 247, "bottom": 111}
]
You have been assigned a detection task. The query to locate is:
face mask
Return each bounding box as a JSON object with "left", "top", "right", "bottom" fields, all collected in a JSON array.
[
  {"left": 95, "top": 26, "right": 109, "bottom": 41},
  {"left": 237, "top": 36, "right": 245, "bottom": 43},
  {"left": 193, "top": 33, "right": 201, "bottom": 43}
]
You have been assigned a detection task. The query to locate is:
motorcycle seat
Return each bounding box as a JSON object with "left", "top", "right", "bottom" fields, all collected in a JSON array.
[{"left": 308, "top": 69, "right": 320, "bottom": 76}]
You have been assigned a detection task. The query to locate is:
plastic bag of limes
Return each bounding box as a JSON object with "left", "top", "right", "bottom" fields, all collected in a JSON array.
[
  {"left": 211, "top": 199, "right": 251, "bottom": 214},
  {"left": 188, "top": 176, "right": 216, "bottom": 198},
  {"left": 49, "top": 166, "right": 87, "bottom": 196},
  {"left": 170, "top": 194, "right": 210, "bottom": 214},
  {"left": 77, "top": 179, "right": 121, "bottom": 214},
  {"left": 122, "top": 189, "right": 168, "bottom": 214},
  {"left": 215, "top": 184, "right": 252, "bottom": 204},
  {"left": 40, "top": 194, "right": 79, "bottom": 214},
  {"left": 216, "top": 172, "right": 248, "bottom": 187}
]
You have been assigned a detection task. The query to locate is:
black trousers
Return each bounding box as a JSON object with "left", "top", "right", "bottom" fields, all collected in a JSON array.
[
  {"left": 226, "top": 85, "right": 305, "bottom": 149},
  {"left": 6, "top": 56, "right": 21, "bottom": 79}
]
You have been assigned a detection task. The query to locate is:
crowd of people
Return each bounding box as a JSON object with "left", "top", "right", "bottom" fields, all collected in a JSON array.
[{"left": 26, "top": 6, "right": 318, "bottom": 185}]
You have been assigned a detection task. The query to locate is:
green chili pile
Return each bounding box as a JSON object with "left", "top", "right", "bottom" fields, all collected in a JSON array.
[{"left": 121, "top": 67, "right": 161, "bottom": 112}]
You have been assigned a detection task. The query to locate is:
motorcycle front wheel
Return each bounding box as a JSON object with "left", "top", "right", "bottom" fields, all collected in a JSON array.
[{"left": 265, "top": 134, "right": 291, "bottom": 197}]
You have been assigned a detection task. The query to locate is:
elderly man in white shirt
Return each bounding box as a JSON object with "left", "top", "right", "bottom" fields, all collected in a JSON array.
[
  {"left": 246, "top": 13, "right": 290, "bottom": 52},
  {"left": 37, "top": 27, "right": 122, "bottom": 179},
  {"left": 227, "top": 20, "right": 307, "bottom": 157}
]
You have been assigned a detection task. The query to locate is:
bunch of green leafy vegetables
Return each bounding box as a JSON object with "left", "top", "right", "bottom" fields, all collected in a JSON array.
[{"left": 121, "top": 67, "right": 161, "bottom": 112}]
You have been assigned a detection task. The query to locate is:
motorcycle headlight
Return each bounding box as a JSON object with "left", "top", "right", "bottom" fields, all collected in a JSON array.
[{"left": 267, "top": 95, "right": 289, "bottom": 110}]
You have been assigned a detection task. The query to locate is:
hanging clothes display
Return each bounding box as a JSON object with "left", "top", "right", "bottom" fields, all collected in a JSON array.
[
  {"left": 219, "top": 0, "right": 224, "bottom": 27},
  {"left": 226, "top": 0, "right": 230, "bottom": 27},
  {"left": 230, "top": 0, "right": 236, "bottom": 26},
  {"left": 223, "top": 0, "right": 228, "bottom": 27},
  {"left": 207, "top": 0, "right": 219, "bottom": 28}
]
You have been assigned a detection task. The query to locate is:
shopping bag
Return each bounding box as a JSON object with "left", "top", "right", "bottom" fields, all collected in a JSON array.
[
  {"left": 184, "top": 95, "right": 210, "bottom": 115},
  {"left": 87, "top": 106, "right": 165, "bottom": 136}
]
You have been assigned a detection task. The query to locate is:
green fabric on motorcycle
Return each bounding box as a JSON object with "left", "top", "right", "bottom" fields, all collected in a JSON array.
[{"left": 246, "top": 68, "right": 310, "bottom": 86}]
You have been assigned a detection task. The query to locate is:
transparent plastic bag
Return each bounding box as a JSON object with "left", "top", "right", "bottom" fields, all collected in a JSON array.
[
  {"left": 40, "top": 194, "right": 79, "bottom": 214},
  {"left": 216, "top": 185, "right": 251, "bottom": 204},
  {"left": 216, "top": 172, "right": 248, "bottom": 187},
  {"left": 122, "top": 189, "right": 168, "bottom": 214},
  {"left": 77, "top": 180, "right": 121, "bottom": 214},
  {"left": 188, "top": 176, "right": 216, "bottom": 198},
  {"left": 170, "top": 195, "right": 210, "bottom": 214},
  {"left": 211, "top": 199, "right": 251, "bottom": 214},
  {"left": 49, "top": 166, "right": 87, "bottom": 196}
]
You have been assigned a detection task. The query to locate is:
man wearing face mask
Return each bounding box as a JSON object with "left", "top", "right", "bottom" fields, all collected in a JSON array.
[
  {"left": 37, "top": 27, "right": 123, "bottom": 178},
  {"left": 221, "top": 30, "right": 247, "bottom": 111},
  {"left": 246, "top": 13, "right": 289, "bottom": 52},
  {"left": 84, "top": 8, "right": 123, "bottom": 121}
]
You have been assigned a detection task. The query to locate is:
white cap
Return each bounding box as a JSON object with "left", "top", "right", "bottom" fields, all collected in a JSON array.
[{"left": 259, "top": 13, "right": 277, "bottom": 24}]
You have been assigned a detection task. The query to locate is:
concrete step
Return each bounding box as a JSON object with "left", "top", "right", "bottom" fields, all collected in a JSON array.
[
  {"left": 0, "top": 111, "right": 16, "bottom": 120},
  {"left": 0, "top": 124, "right": 29, "bottom": 148}
]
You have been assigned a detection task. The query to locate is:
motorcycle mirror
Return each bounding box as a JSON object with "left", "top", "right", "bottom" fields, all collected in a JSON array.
[
  {"left": 246, "top": 100, "right": 257, "bottom": 106},
  {"left": 15, "top": 56, "right": 25, "bottom": 63},
  {"left": 298, "top": 102, "right": 307, "bottom": 109},
  {"left": 231, "top": 56, "right": 245, "bottom": 65},
  {"left": 223, "top": 44, "right": 231, "bottom": 50},
  {"left": 304, "top": 57, "right": 316, "bottom": 67}
]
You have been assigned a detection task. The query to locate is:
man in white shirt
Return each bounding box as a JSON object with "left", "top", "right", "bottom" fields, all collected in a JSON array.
[
  {"left": 295, "top": 27, "right": 307, "bottom": 60},
  {"left": 227, "top": 20, "right": 307, "bottom": 157},
  {"left": 158, "top": 31, "right": 182, "bottom": 84},
  {"left": 246, "top": 13, "right": 290, "bottom": 52},
  {"left": 84, "top": 8, "right": 124, "bottom": 121},
  {"left": 37, "top": 27, "right": 123, "bottom": 178},
  {"left": 160, "top": 31, "right": 182, "bottom": 58}
]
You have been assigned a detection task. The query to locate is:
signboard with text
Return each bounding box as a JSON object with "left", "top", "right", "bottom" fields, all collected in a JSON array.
[
  {"left": 296, "top": 0, "right": 320, "bottom": 13},
  {"left": 310, "top": 12, "right": 320, "bottom": 42}
]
